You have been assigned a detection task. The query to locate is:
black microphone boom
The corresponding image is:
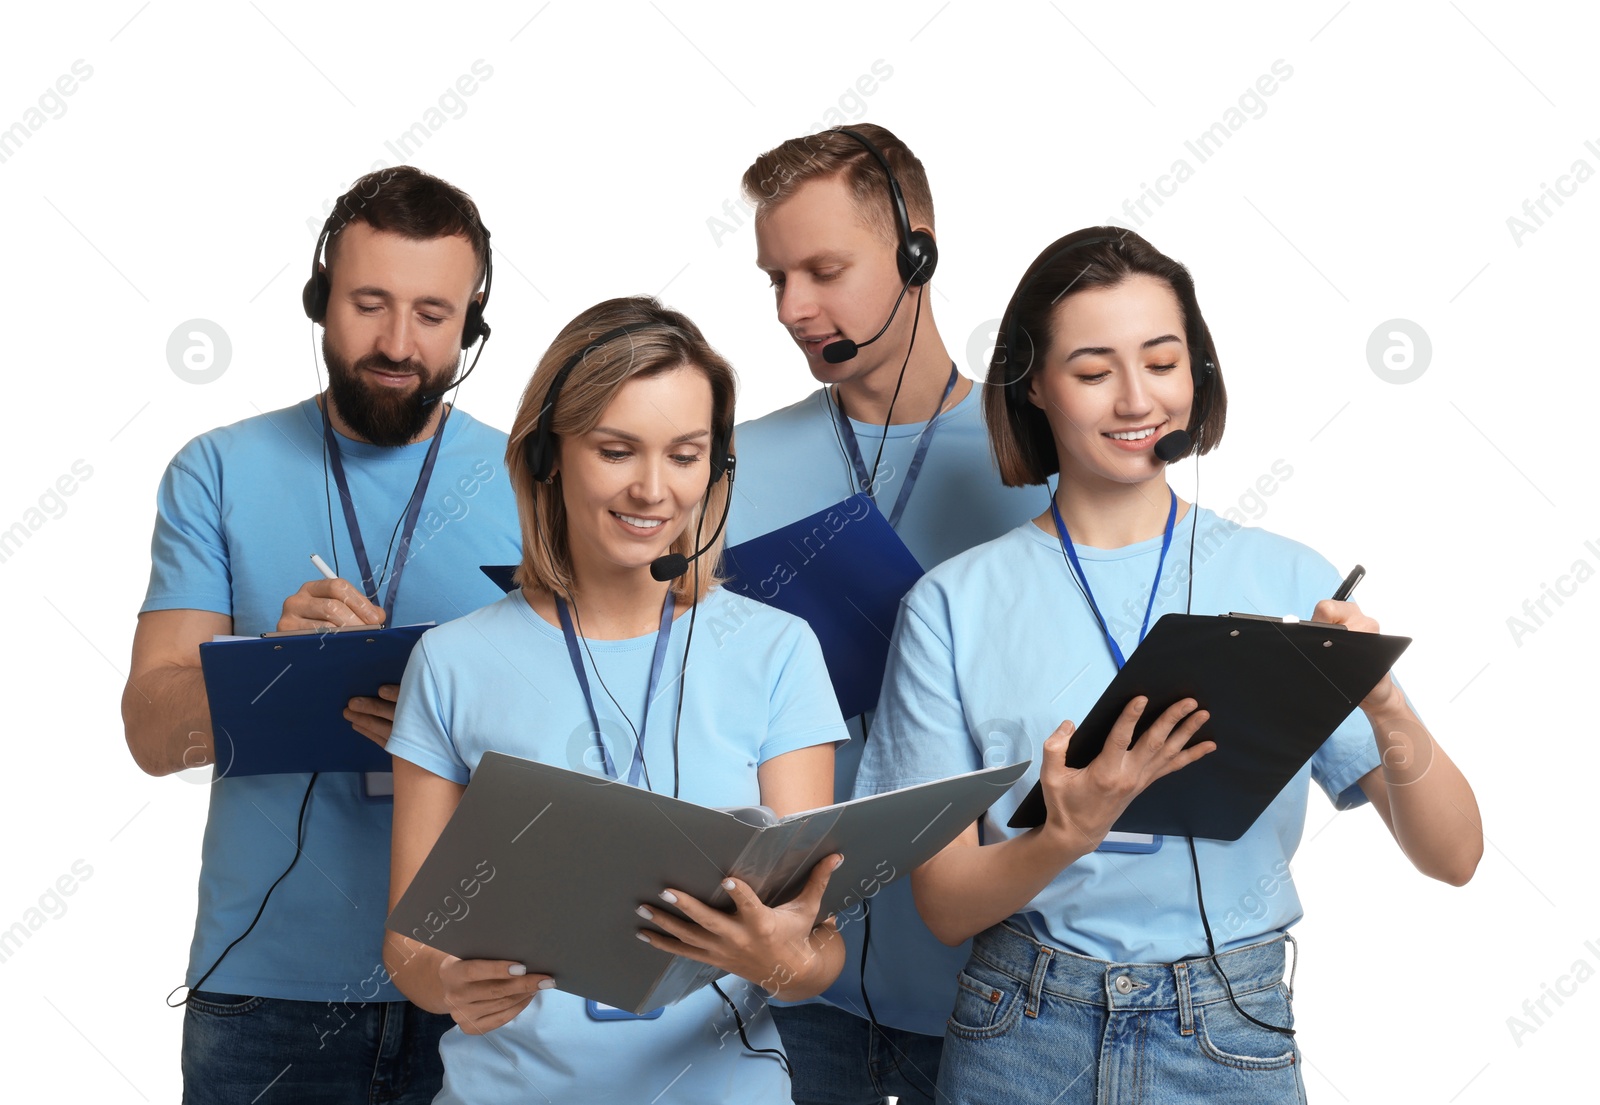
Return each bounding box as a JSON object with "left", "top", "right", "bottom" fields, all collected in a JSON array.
[
  {"left": 821, "top": 275, "right": 915, "bottom": 364},
  {"left": 649, "top": 459, "right": 736, "bottom": 581},
  {"left": 418, "top": 324, "right": 493, "bottom": 405}
]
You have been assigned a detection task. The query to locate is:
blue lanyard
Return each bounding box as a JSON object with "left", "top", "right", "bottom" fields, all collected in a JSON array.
[
  {"left": 1050, "top": 489, "right": 1177, "bottom": 670},
  {"left": 321, "top": 405, "right": 449, "bottom": 617},
  {"left": 554, "top": 590, "right": 675, "bottom": 788},
  {"left": 832, "top": 363, "right": 959, "bottom": 530}
]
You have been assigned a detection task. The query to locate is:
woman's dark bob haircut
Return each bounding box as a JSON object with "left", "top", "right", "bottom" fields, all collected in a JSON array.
[{"left": 985, "top": 227, "right": 1227, "bottom": 486}]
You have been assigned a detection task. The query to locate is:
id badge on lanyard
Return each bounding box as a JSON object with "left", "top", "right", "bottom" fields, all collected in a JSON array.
[
  {"left": 586, "top": 1000, "right": 664, "bottom": 1021},
  {"left": 558, "top": 590, "right": 678, "bottom": 1021},
  {"left": 1051, "top": 492, "right": 1180, "bottom": 856}
]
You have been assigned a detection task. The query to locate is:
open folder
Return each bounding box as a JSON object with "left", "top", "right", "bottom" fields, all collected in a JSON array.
[
  {"left": 198, "top": 624, "right": 431, "bottom": 776},
  {"left": 1007, "top": 613, "right": 1410, "bottom": 840},
  {"left": 387, "top": 753, "right": 1028, "bottom": 1014},
  {"left": 720, "top": 494, "right": 925, "bottom": 719}
]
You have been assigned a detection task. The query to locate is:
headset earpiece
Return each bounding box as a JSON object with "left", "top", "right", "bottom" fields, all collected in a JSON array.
[
  {"left": 459, "top": 226, "right": 493, "bottom": 349},
  {"left": 302, "top": 268, "right": 330, "bottom": 323},
  {"left": 460, "top": 300, "right": 488, "bottom": 350},
  {"left": 303, "top": 216, "right": 336, "bottom": 324},
  {"left": 902, "top": 229, "right": 938, "bottom": 287},
  {"left": 708, "top": 427, "right": 733, "bottom": 487}
]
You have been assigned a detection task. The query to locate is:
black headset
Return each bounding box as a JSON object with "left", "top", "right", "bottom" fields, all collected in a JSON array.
[
  {"left": 301, "top": 208, "right": 493, "bottom": 350},
  {"left": 835, "top": 128, "right": 938, "bottom": 288},
  {"left": 999, "top": 232, "right": 1214, "bottom": 421},
  {"left": 524, "top": 324, "right": 733, "bottom": 488}
]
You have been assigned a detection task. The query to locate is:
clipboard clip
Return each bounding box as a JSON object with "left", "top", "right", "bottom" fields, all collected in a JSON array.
[
  {"left": 261, "top": 623, "right": 389, "bottom": 638},
  {"left": 1220, "top": 612, "right": 1346, "bottom": 631}
]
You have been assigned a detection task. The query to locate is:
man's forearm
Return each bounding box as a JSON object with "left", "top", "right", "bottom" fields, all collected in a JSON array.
[{"left": 123, "top": 664, "right": 214, "bottom": 776}]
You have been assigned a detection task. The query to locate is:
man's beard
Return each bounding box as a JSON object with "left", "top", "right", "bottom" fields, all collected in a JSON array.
[{"left": 323, "top": 335, "right": 453, "bottom": 446}]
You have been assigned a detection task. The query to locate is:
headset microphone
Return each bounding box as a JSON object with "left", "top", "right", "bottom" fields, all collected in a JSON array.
[
  {"left": 417, "top": 327, "right": 492, "bottom": 406},
  {"left": 1153, "top": 430, "right": 1193, "bottom": 463},
  {"left": 1152, "top": 353, "right": 1214, "bottom": 462},
  {"left": 822, "top": 275, "right": 914, "bottom": 364},
  {"left": 649, "top": 456, "right": 736, "bottom": 581}
]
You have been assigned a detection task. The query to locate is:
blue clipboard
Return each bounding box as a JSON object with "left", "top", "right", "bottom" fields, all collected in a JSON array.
[
  {"left": 719, "top": 494, "right": 924, "bottom": 719},
  {"left": 198, "top": 624, "right": 431, "bottom": 776},
  {"left": 481, "top": 564, "right": 518, "bottom": 593}
]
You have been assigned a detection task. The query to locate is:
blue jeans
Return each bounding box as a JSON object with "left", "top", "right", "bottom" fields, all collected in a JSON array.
[
  {"left": 181, "top": 991, "right": 454, "bottom": 1104},
  {"left": 940, "top": 923, "right": 1304, "bottom": 1105},
  {"left": 771, "top": 1002, "right": 943, "bottom": 1105}
]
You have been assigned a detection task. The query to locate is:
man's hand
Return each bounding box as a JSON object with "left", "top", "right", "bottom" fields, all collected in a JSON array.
[
  {"left": 346, "top": 684, "right": 400, "bottom": 748},
  {"left": 277, "top": 578, "right": 385, "bottom": 633}
]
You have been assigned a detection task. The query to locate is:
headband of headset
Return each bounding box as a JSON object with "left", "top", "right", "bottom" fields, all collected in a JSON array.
[
  {"left": 301, "top": 204, "right": 493, "bottom": 351},
  {"left": 835, "top": 128, "right": 938, "bottom": 287},
  {"left": 524, "top": 323, "right": 733, "bottom": 488}
]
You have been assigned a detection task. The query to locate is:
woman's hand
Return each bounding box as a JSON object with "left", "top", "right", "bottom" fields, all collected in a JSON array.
[
  {"left": 1038, "top": 696, "right": 1214, "bottom": 855},
  {"left": 637, "top": 853, "right": 844, "bottom": 1000},
  {"left": 436, "top": 955, "right": 553, "bottom": 1035},
  {"left": 1312, "top": 599, "right": 1401, "bottom": 714},
  {"left": 1312, "top": 600, "right": 1482, "bottom": 885}
]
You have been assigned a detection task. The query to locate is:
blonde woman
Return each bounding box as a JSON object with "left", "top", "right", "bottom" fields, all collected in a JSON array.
[{"left": 385, "top": 296, "right": 846, "bottom": 1104}]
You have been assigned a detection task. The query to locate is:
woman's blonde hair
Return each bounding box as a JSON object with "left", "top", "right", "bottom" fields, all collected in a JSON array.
[{"left": 505, "top": 296, "right": 737, "bottom": 603}]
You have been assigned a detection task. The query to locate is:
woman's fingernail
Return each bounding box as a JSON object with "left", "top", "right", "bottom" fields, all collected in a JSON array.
[
  {"left": 508, "top": 964, "right": 527, "bottom": 977},
  {"left": 536, "top": 978, "right": 556, "bottom": 991},
  {"left": 636, "top": 932, "right": 652, "bottom": 943},
  {"left": 833, "top": 855, "right": 845, "bottom": 869},
  {"left": 659, "top": 890, "right": 678, "bottom": 905},
  {"left": 722, "top": 878, "right": 736, "bottom": 891},
  {"left": 636, "top": 905, "right": 653, "bottom": 920}
]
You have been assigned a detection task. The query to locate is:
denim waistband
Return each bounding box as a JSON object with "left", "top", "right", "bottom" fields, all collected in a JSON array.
[{"left": 969, "top": 922, "right": 1293, "bottom": 1020}]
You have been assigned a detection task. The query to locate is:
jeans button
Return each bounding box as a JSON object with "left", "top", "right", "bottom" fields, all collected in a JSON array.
[{"left": 1114, "top": 975, "right": 1134, "bottom": 995}]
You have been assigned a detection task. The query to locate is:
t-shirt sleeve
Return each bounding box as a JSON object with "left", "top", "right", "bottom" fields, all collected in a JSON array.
[
  {"left": 387, "top": 634, "right": 471, "bottom": 784},
  {"left": 141, "top": 450, "right": 233, "bottom": 615},
  {"left": 758, "top": 619, "right": 850, "bottom": 763},
  {"left": 1312, "top": 707, "right": 1382, "bottom": 810},
  {"left": 854, "top": 587, "right": 980, "bottom": 797}
]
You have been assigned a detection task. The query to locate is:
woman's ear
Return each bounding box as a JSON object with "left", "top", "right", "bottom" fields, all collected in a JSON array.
[{"left": 1026, "top": 373, "right": 1045, "bottom": 410}]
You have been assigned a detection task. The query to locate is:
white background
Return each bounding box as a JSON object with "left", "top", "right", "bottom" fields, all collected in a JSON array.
[{"left": 2, "top": 2, "right": 1594, "bottom": 1102}]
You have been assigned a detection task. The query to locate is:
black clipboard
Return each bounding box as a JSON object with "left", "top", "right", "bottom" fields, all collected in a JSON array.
[{"left": 1007, "top": 613, "right": 1409, "bottom": 841}]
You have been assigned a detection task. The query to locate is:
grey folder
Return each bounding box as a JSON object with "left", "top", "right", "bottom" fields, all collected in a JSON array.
[{"left": 387, "top": 752, "right": 1029, "bottom": 1014}]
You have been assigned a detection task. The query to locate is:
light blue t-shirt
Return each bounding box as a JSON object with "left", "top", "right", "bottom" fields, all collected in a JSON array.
[
  {"left": 855, "top": 508, "right": 1384, "bottom": 964},
  {"left": 386, "top": 587, "right": 849, "bottom": 1105},
  {"left": 730, "top": 381, "right": 1042, "bottom": 1034},
  {"left": 140, "top": 398, "right": 520, "bottom": 1002}
]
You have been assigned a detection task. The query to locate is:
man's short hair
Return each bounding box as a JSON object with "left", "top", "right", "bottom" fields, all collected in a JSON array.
[
  {"left": 741, "top": 123, "right": 934, "bottom": 243},
  {"left": 324, "top": 165, "right": 489, "bottom": 283}
]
